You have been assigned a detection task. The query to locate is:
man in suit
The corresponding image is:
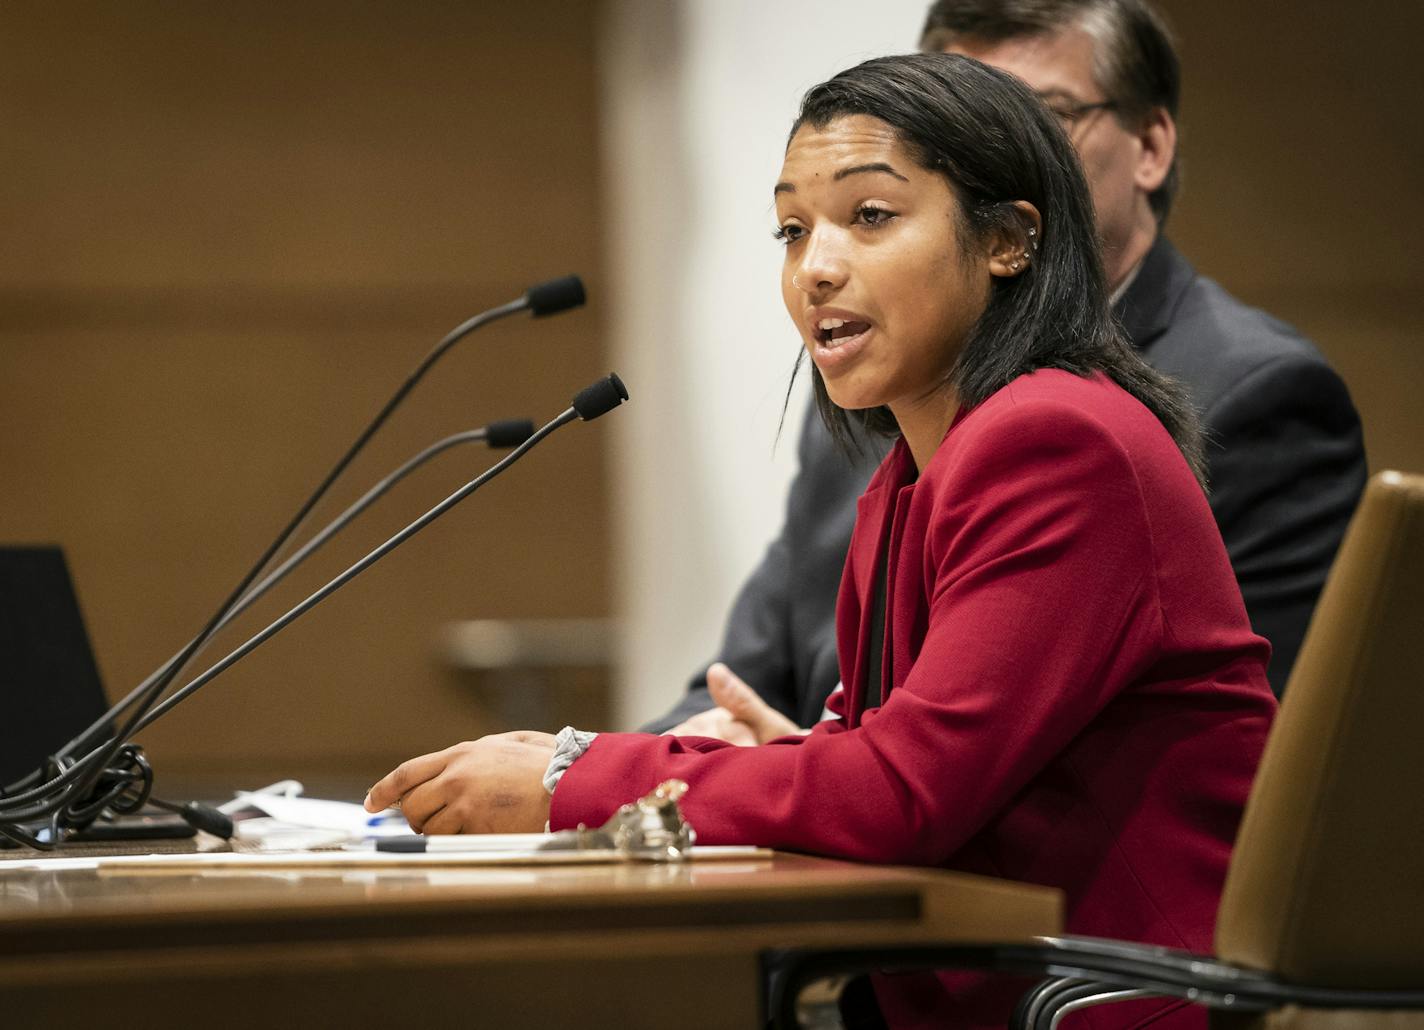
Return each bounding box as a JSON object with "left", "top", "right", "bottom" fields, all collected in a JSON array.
[{"left": 646, "top": 0, "right": 1365, "bottom": 739}]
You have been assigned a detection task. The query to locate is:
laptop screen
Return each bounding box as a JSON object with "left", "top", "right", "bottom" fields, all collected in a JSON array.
[{"left": 0, "top": 547, "right": 114, "bottom": 789}]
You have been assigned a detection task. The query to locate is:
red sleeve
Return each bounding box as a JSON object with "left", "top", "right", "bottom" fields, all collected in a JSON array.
[{"left": 550, "top": 400, "right": 1165, "bottom": 864}]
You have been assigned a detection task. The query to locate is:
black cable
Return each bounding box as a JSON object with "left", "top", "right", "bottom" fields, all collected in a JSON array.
[{"left": 146, "top": 797, "right": 235, "bottom": 839}]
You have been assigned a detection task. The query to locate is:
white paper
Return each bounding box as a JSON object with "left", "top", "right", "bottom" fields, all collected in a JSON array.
[{"left": 233, "top": 792, "right": 408, "bottom": 835}]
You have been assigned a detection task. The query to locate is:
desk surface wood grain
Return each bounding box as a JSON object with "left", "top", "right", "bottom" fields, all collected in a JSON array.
[{"left": 0, "top": 850, "right": 1061, "bottom": 1028}]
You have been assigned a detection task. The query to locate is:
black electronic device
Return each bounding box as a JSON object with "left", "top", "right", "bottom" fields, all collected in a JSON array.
[
  {"left": 0, "top": 547, "right": 113, "bottom": 786},
  {"left": 0, "top": 547, "right": 193, "bottom": 844}
]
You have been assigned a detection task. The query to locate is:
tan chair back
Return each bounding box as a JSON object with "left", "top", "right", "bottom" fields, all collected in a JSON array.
[{"left": 1215, "top": 471, "right": 1424, "bottom": 989}]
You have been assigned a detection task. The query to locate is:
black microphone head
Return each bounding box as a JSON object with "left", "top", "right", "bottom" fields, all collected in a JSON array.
[
  {"left": 572, "top": 373, "right": 629, "bottom": 421},
  {"left": 485, "top": 418, "right": 536, "bottom": 448},
  {"left": 525, "top": 275, "right": 586, "bottom": 317}
]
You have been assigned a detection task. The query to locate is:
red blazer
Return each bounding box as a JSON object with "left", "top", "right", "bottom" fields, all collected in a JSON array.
[{"left": 551, "top": 370, "right": 1276, "bottom": 1029}]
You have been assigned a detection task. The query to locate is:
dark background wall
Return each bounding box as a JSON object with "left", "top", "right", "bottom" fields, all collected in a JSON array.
[{"left": 0, "top": 2, "right": 610, "bottom": 793}]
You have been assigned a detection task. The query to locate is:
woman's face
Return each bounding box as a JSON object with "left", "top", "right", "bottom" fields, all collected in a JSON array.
[{"left": 775, "top": 114, "right": 995, "bottom": 418}]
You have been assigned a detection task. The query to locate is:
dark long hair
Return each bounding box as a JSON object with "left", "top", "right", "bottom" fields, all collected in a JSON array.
[{"left": 789, "top": 53, "right": 1203, "bottom": 485}]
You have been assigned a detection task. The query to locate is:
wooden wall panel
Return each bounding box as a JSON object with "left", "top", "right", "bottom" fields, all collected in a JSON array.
[
  {"left": 0, "top": 2, "right": 609, "bottom": 794},
  {"left": 1154, "top": 0, "right": 1424, "bottom": 475}
]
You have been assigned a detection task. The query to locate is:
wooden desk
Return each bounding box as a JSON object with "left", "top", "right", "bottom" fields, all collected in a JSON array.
[{"left": 0, "top": 850, "right": 1060, "bottom": 1027}]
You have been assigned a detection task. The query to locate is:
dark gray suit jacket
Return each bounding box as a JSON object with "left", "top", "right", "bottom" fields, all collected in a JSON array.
[{"left": 646, "top": 237, "right": 1366, "bottom": 729}]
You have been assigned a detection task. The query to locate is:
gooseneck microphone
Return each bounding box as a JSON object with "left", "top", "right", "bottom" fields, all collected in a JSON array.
[
  {"left": 0, "top": 277, "right": 583, "bottom": 848},
  {"left": 123, "top": 376, "right": 627, "bottom": 737},
  {"left": 0, "top": 378, "right": 621, "bottom": 849},
  {"left": 572, "top": 373, "right": 630, "bottom": 421},
  {"left": 525, "top": 276, "right": 586, "bottom": 316},
  {"left": 225, "top": 418, "right": 540, "bottom": 626},
  {"left": 50, "top": 417, "right": 538, "bottom": 769},
  {"left": 0, "top": 420, "right": 536, "bottom": 849},
  {"left": 484, "top": 418, "right": 539, "bottom": 447}
]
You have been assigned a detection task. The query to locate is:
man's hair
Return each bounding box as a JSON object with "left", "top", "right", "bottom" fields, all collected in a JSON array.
[
  {"left": 920, "top": 0, "right": 1181, "bottom": 221},
  {"left": 787, "top": 53, "right": 1203, "bottom": 483}
]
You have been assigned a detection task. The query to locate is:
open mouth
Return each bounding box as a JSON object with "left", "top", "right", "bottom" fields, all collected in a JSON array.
[{"left": 816, "top": 318, "right": 872, "bottom": 349}]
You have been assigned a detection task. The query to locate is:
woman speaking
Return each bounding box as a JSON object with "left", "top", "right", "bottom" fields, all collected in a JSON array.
[{"left": 366, "top": 54, "right": 1277, "bottom": 1028}]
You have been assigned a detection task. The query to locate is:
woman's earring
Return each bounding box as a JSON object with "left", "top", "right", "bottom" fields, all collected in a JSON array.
[{"left": 1027, "top": 225, "right": 1039, "bottom": 252}]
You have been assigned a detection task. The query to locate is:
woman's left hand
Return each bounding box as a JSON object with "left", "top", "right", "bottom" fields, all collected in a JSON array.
[{"left": 364, "top": 731, "right": 558, "bottom": 834}]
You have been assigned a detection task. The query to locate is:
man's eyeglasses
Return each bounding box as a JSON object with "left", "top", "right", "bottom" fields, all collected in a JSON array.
[{"left": 1038, "top": 95, "right": 1118, "bottom": 130}]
